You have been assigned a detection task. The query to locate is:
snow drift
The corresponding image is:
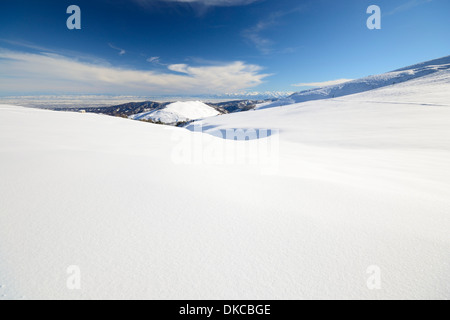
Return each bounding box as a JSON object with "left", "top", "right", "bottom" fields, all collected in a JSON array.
[{"left": 0, "top": 57, "right": 450, "bottom": 300}]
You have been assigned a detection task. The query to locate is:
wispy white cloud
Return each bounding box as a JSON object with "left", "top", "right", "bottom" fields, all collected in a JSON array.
[
  {"left": 0, "top": 39, "right": 52, "bottom": 52},
  {"left": 385, "top": 0, "right": 433, "bottom": 16},
  {"left": 108, "top": 43, "right": 126, "bottom": 56},
  {"left": 292, "top": 79, "right": 353, "bottom": 88},
  {"left": 0, "top": 49, "right": 269, "bottom": 95},
  {"left": 242, "top": 21, "right": 275, "bottom": 55},
  {"left": 134, "top": 0, "right": 259, "bottom": 7},
  {"left": 242, "top": 8, "right": 303, "bottom": 54},
  {"left": 146, "top": 56, "right": 170, "bottom": 66},
  {"left": 147, "top": 56, "right": 160, "bottom": 63}
]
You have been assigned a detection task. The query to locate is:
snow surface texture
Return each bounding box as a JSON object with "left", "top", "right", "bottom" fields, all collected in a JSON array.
[
  {"left": 257, "top": 55, "right": 450, "bottom": 110},
  {"left": 1, "top": 58, "right": 450, "bottom": 300},
  {"left": 130, "top": 101, "right": 220, "bottom": 124}
]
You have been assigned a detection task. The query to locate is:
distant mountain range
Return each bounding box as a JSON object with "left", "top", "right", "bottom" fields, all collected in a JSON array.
[
  {"left": 50, "top": 99, "right": 271, "bottom": 126},
  {"left": 210, "top": 91, "right": 294, "bottom": 100}
]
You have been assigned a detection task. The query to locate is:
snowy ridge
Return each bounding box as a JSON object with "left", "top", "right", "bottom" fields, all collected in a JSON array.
[
  {"left": 258, "top": 55, "right": 450, "bottom": 109},
  {"left": 129, "top": 101, "right": 220, "bottom": 124}
]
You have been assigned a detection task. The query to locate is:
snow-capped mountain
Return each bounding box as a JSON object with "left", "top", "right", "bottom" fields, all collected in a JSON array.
[
  {"left": 46, "top": 99, "right": 269, "bottom": 120},
  {"left": 211, "top": 91, "right": 294, "bottom": 100},
  {"left": 129, "top": 101, "right": 221, "bottom": 124},
  {"left": 257, "top": 55, "right": 450, "bottom": 109}
]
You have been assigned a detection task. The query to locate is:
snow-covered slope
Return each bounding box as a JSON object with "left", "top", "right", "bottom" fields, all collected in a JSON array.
[
  {"left": 195, "top": 67, "right": 450, "bottom": 146},
  {"left": 1, "top": 60, "right": 450, "bottom": 300},
  {"left": 130, "top": 101, "right": 220, "bottom": 124},
  {"left": 258, "top": 55, "right": 450, "bottom": 110}
]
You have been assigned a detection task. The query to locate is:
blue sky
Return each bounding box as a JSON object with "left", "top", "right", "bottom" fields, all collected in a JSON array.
[{"left": 0, "top": 0, "right": 449, "bottom": 96}]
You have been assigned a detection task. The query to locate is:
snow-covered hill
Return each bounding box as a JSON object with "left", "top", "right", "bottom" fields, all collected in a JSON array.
[
  {"left": 129, "top": 101, "right": 220, "bottom": 124},
  {"left": 257, "top": 55, "right": 450, "bottom": 110},
  {"left": 1, "top": 57, "right": 450, "bottom": 300}
]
